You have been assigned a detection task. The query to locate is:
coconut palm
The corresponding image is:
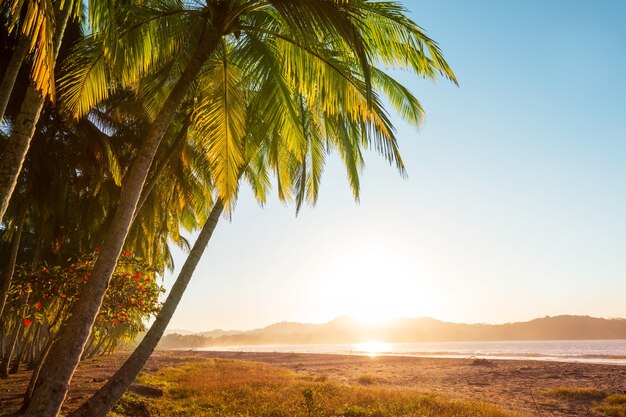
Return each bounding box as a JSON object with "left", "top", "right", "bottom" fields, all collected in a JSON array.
[
  {"left": 70, "top": 12, "right": 455, "bottom": 416},
  {"left": 0, "top": 2, "right": 72, "bottom": 225},
  {"left": 22, "top": 2, "right": 455, "bottom": 416},
  {"left": 0, "top": 0, "right": 118, "bottom": 224},
  {"left": 0, "top": 0, "right": 117, "bottom": 115}
]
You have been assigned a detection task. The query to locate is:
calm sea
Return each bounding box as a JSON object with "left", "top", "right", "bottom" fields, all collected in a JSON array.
[{"left": 200, "top": 339, "right": 626, "bottom": 365}]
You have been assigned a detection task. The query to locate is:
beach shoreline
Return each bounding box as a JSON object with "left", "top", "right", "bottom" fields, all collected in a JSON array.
[
  {"left": 188, "top": 345, "right": 626, "bottom": 366},
  {"left": 1, "top": 350, "right": 625, "bottom": 416}
]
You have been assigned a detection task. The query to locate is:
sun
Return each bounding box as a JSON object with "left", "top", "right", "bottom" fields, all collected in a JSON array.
[{"left": 316, "top": 245, "right": 440, "bottom": 325}]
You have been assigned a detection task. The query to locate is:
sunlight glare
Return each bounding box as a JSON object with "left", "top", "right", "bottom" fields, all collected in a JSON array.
[
  {"left": 317, "top": 245, "right": 440, "bottom": 323},
  {"left": 352, "top": 342, "right": 393, "bottom": 357}
]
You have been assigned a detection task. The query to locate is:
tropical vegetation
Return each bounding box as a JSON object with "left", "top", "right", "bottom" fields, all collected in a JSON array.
[{"left": 0, "top": 0, "right": 456, "bottom": 416}]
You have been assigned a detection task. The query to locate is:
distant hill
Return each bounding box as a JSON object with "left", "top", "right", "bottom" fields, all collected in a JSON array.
[{"left": 158, "top": 315, "right": 626, "bottom": 349}]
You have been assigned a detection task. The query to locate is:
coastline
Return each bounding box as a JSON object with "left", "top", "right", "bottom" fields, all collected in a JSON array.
[
  {"left": 188, "top": 339, "right": 626, "bottom": 366},
  {"left": 1, "top": 350, "right": 625, "bottom": 416}
]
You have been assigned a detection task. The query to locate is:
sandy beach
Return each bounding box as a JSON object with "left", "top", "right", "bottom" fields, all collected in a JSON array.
[{"left": 1, "top": 350, "right": 625, "bottom": 416}]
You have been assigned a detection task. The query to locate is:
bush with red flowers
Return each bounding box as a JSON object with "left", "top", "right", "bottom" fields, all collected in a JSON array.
[{"left": 1, "top": 252, "right": 165, "bottom": 366}]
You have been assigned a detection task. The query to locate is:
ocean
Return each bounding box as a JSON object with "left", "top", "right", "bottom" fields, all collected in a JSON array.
[{"left": 199, "top": 339, "right": 626, "bottom": 365}]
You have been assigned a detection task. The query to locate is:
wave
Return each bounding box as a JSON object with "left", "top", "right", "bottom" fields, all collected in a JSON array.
[
  {"left": 392, "top": 351, "right": 626, "bottom": 360},
  {"left": 200, "top": 340, "right": 626, "bottom": 365}
]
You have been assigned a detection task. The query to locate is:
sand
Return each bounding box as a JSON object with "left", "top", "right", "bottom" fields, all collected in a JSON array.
[{"left": 1, "top": 350, "right": 625, "bottom": 416}]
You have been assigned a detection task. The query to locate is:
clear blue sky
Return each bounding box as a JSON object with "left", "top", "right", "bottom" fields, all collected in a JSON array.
[{"left": 164, "top": 0, "right": 626, "bottom": 332}]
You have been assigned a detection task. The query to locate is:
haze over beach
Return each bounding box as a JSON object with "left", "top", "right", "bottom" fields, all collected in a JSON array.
[
  {"left": 1, "top": 1, "right": 625, "bottom": 417},
  {"left": 163, "top": 0, "right": 626, "bottom": 333}
]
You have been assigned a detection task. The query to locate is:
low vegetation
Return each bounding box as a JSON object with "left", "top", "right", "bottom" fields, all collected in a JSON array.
[
  {"left": 111, "top": 360, "right": 518, "bottom": 417},
  {"left": 545, "top": 387, "right": 607, "bottom": 401},
  {"left": 355, "top": 374, "right": 386, "bottom": 386},
  {"left": 596, "top": 394, "right": 626, "bottom": 417},
  {"left": 545, "top": 387, "right": 626, "bottom": 417}
]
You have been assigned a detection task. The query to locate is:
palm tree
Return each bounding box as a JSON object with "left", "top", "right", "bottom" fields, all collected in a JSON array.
[
  {"left": 23, "top": 2, "right": 455, "bottom": 416},
  {"left": 0, "top": 90, "right": 206, "bottom": 381},
  {"left": 0, "top": 0, "right": 117, "bottom": 223},
  {"left": 70, "top": 9, "right": 456, "bottom": 414},
  {"left": 0, "top": 2, "right": 71, "bottom": 224}
]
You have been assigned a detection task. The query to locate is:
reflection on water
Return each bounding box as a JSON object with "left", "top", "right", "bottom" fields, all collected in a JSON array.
[
  {"left": 352, "top": 342, "right": 392, "bottom": 357},
  {"left": 200, "top": 339, "right": 626, "bottom": 365}
]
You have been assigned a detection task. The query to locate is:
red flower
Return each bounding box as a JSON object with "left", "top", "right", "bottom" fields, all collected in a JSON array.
[
  {"left": 124, "top": 250, "right": 132, "bottom": 257},
  {"left": 61, "top": 294, "right": 67, "bottom": 299},
  {"left": 144, "top": 277, "right": 150, "bottom": 282},
  {"left": 23, "top": 318, "right": 32, "bottom": 326},
  {"left": 36, "top": 301, "right": 42, "bottom": 310},
  {"left": 133, "top": 274, "right": 140, "bottom": 280}
]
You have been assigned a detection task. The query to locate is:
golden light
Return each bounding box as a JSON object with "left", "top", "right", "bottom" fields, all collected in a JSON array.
[
  {"left": 352, "top": 342, "right": 393, "bottom": 357},
  {"left": 316, "top": 245, "right": 440, "bottom": 325}
]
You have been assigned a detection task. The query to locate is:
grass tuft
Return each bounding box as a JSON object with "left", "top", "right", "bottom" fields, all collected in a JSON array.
[
  {"left": 544, "top": 386, "right": 607, "bottom": 401},
  {"left": 606, "top": 395, "right": 626, "bottom": 405},
  {"left": 594, "top": 394, "right": 626, "bottom": 417},
  {"left": 545, "top": 387, "right": 626, "bottom": 417},
  {"left": 355, "top": 374, "right": 385, "bottom": 386}
]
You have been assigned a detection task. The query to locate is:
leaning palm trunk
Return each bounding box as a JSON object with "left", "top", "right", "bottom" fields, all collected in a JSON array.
[
  {"left": 0, "top": 204, "right": 26, "bottom": 319},
  {"left": 1, "top": 292, "right": 29, "bottom": 378},
  {"left": 0, "top": 87, "right": 45, "bottom": 224},
  {"left": 133, "top": 118, "right": 191, "bottom": 221},
  {"left": 69, "top": 200, "right": 223, "bottom": 417},
  {"left": 0, "top": 36, "right": 29, "bottom": 122},
  {"left": 0, "top": 6, "right": 71, "bottom": 224},
  {"left": 22, "top": 30, "right": 220, "bottom": 417}
]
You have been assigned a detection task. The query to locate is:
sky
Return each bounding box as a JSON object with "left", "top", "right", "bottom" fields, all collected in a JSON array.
[{"left": 163, "top": 0, "right": 626, "bottom": 332}]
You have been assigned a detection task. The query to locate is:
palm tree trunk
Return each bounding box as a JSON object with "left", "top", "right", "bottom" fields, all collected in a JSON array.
[
  {"left": 0, "top": 5, "right": 71, "bottom": 224},
  {"left": 0, "top": 204, "right": 26, "bottom": 319},
  {"left": 22, "top": 30, "right": 220, "bottom": 417},
  {"left": 31, "top": 239, "right": 43, "bottom": 267},
  {"left": 20, "top": 304, "right": 65, "bottom": 411},
  {"left": 69, "top": 200, "right": 223, "bottom": 417},
  {"left": 1, "top": 292, "right": 29, "bottom": 378},
  {"left": 133, "top": 118, "right": 191, "bottom": 220},
  {"left": 19, "top": 334, "right": 56, "bottom": 413},
  {"left": 9, "top": 331, "right": 29, "bottom": 374},
  {"left": 0, "top": 36, "right": 29, "bottom": 122}
]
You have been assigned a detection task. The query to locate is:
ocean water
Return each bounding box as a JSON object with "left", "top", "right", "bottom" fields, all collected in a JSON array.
[{"left": 199, "top": 339, "right": 626, "bottom": 365}]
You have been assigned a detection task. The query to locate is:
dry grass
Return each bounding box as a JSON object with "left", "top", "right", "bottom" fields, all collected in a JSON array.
[
  {"left": 595, "top": 394, "right": 626, "bottom": 417},
  {"left": 544, "top": 386, "right": 607, "bottom": 401},
  {"left": 112, "top": 359, "right": 521, "bottom": 417},
  {"left": 545, "top": 387, "right": 626, "bottom": 417},
  {"left": 355, "top": 374, "right": 385, "bottom": 386}
]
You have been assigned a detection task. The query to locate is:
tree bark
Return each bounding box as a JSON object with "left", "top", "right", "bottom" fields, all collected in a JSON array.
[
  {"left": 0, "top": 204, "right": 26, "bottom": 319},
  {"left": 133, "top": 118, "right": 191, "bottom": 221},
  {"left": 0, "top": 36, "right": 29, "bottom": 122},
  {"left": 1, "top": 293, "right": 29, "bottom": 378},
  {"left": 19, "top": 334, "right": 56, "bottom": 413},
  {"left": 9, "top": 331, "right": 29, "bottom": 373},
  {"left": 0, "top": 5, "right": 71, "bottom": 224},
  {"left": 69, "top": 200, "right": 223, "bottom": 417},
  {"left": 22, "top": 29, "right": 220, "bottom": 417}
]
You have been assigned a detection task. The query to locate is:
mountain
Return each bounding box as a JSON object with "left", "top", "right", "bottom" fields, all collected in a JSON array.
[
  {"left": 158, "top": 315, "right": 626, "bottom": 349},
  {"left": 164, "top": 328, "right": 196, "bottom": 336}
]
